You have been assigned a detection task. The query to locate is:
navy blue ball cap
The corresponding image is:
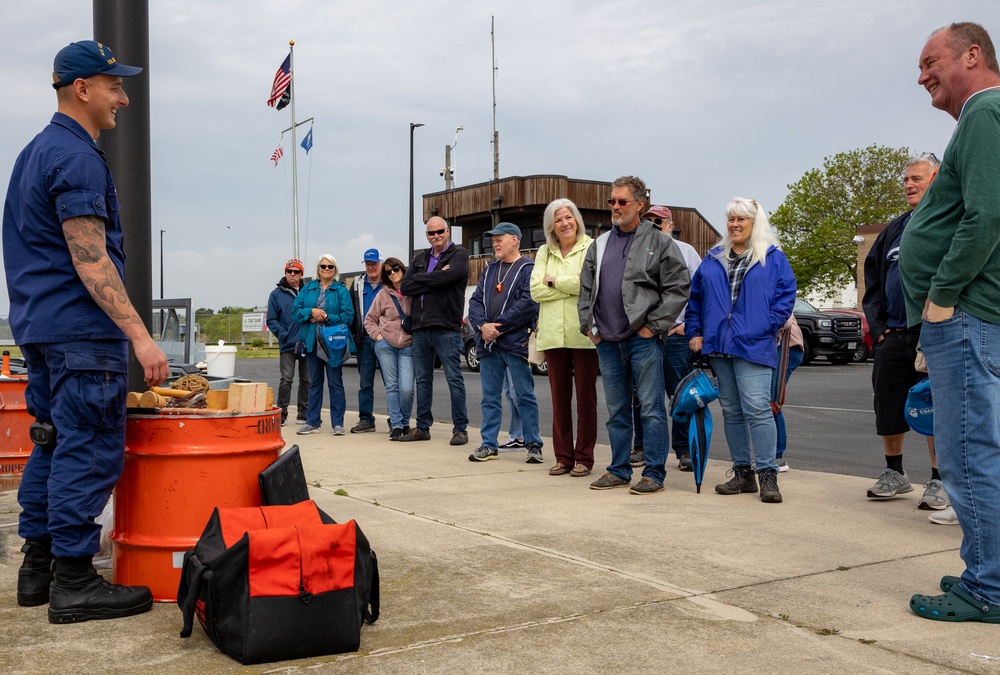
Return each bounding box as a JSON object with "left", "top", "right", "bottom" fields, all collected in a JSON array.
[
  {"left": 53, "top": 41, "right": 142, "bottom": 89},
  {"left": 484, "top": 222, "right": 521, "bottom": 238}
]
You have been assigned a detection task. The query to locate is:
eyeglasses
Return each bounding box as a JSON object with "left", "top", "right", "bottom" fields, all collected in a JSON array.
[
  {"left": 285, "top": 269, "right": 302, "bottom": 275},
  {"left": 607, "top": 199, "right": 633, "bottom": 207},
  {"left": 426, "top": 228, "right": 446, "bottom": 236},
  {"left": 651, "top": 218, "right": 663, "bottom": 226},
  {"left": 385, "top": 265, "right": 402, "bottom": 273},
  {"left": 319, "top": 264, "right": 336, "bottom": 270}
]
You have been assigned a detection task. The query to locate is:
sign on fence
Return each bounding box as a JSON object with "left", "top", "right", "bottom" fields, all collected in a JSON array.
[{"left": 242, "top": 312, "right": 266, "bottom": 333}]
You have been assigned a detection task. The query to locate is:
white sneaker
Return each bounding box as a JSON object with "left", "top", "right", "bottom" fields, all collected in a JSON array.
[
  {"left": 929, "top": 506, "right": 959, "bottom": 525},
  {"left": 776, "top": 458, "right": 789, "bottom": 473}
]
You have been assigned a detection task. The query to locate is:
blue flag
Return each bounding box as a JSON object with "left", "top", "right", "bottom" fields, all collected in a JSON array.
[{"left": 301, "top": 127, "right": 313, "bottom": 154}]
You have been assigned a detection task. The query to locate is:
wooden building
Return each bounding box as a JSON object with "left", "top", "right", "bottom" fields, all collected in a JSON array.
[{"left": 422, "top": 174, "right": 719, "bottom": 284}]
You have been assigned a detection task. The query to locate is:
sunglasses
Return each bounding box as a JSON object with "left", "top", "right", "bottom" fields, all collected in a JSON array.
[
  {"left": 319, "top": 264, "right": 336, "bottom": 270},
  {"left": 426, "top": 228, "right": 446, "bottom": 236},
  {"left": 285, "top": 269, "right": 302, "bottom": 274},
  {"left": 607, "top": 199, "right": 633, "bottom": 207},
  {"left": 385, "top": 265, "right": 402, "bottom": 273}
]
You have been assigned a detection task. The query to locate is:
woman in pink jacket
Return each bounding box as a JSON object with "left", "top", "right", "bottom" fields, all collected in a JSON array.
[{"left": 364, "top": 257, "right": 413, "bottom": 440}]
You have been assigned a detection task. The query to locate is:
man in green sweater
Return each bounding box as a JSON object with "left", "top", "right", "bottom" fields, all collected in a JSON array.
[{"left": 899, "top": 21, "right": 1000, "bottom": 623}]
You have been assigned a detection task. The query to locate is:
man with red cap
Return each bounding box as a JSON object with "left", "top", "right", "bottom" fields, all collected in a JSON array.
[{"left": 267, "top": 258, "right": 310, "bottom": 426}]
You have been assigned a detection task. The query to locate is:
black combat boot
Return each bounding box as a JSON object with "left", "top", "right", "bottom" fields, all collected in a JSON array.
[
  {"left": 758, "top": 469, "right": 783, "bottom": 503},
  {"left": 714, "top": 464, "right": 758, "bottom": 495},
  {"left": 17, "top": 538, "right": 54, "bottom": 607},
  {"left": 48, "top": 555, "right": 153, "bottom": 624}
]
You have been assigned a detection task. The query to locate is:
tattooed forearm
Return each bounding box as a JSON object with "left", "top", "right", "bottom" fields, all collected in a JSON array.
[{"left": 62, "top": 215, "right": 146, "bottom": 333}]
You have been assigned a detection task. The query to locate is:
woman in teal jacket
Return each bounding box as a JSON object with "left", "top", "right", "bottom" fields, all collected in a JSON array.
[{"left": 293, "top": 254, "right": 354, "bottom": 435}]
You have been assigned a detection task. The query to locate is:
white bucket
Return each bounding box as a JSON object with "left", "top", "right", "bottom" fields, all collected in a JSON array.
[{"left": 204, "top": 344, "right": 237, "bottom": 377}]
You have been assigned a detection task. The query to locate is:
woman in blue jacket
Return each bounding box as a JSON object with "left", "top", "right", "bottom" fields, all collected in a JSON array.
[
  {"left": 687, "top": 198, "right": 796, "bottom": 503},
  {"left": 293, "top": 254, "right": 354, "bottom": 436}
]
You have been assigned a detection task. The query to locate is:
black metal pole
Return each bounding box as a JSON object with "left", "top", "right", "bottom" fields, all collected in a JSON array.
[
  {"left": 93, "top": 0, "right": 153, "bottom": 392},
  {"left": 408, "top": 123, "right": 424, "bottom": 263}
]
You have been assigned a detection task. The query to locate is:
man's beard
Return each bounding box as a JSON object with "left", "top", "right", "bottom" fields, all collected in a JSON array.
[{"left": 611, "top": 212, "right": 628, "bottom": 227}]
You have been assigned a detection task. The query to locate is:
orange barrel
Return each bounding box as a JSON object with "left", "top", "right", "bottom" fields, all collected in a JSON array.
[
  {"left": 111, "top": 409, "right": 283, "bottom": 602},
  {"left": 0, "top": 372, "right": 34, "bottom": 484}
]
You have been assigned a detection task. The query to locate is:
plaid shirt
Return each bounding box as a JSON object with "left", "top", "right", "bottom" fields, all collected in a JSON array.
[{"left": 727, "top": 250, "right": 752, "bottom": 308}]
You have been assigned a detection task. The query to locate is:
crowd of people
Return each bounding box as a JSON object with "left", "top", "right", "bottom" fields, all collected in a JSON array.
[{"left": 6, "top": 21, "right": 1000, "bottom": 628}]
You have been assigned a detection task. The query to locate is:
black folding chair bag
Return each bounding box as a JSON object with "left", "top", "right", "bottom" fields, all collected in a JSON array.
[
  {"left": 177, "top": 500, "right": 379, "bottom": 665},
  {"left": 258, "top": 444, "right": 311, "bottom": 506}
]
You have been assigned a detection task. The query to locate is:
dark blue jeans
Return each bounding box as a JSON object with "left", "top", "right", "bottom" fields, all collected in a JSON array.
[
  {"left": 305, "top": 350, "right": 346, "bottom": 428},
  {"left": 596, "top": 334, "right": 667, "bottom": 484},
  {"left": 19, "top": 340, "right": 128, "bottom": 558},
  {"left": 356, "top": 334, "right": 382, "bottom": 423},
  {"left": 412, "top": 328, "right": 468, "bottom": 433}
]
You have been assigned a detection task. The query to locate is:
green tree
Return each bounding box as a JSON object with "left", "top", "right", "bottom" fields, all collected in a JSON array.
[{"left": 770, "top": 144, "right": 911, "bottom": 300}]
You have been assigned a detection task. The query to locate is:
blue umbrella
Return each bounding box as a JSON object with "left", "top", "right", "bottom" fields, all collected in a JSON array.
[{"left": 671, "top": 367, "right": 720, "bottom": 493}]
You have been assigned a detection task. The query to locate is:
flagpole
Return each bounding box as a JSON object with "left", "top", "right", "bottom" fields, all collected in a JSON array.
[{"left": 288, "top": 40, "right": 300, "bottom": 260}]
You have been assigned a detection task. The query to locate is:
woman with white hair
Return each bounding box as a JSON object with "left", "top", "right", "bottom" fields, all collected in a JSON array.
[
  {"left": 686, "top": 198, "right": 796, "bottom": 503},
  {"left": 292, "top": 254, "right": 354, "bottom": 435}
]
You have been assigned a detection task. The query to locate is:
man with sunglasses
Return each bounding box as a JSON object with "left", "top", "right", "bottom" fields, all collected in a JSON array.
[
  {"left": 267, "top": 258, "right": 310, "bottom": 427},
  {"left": 578, "top": 176, "right": 690, "bottom": 494},
  {"left": 399, "top": 217, "right": 470, "bottom": 445}
]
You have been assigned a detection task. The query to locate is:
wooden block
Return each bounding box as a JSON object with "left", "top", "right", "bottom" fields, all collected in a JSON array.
[
  {"left": 139, "top": 391, "right": 168, "bottom": 408},
  {"left": 227, "top": 382, "right": 268, "bottom": 413},
  {"left": 206, "top": 390, "right": 229, "bottom": 410},
  {"left": 126, "top": 392, "right": 142, "bottom": 407},
  {"left": 266, "top": 387, "right": 274, "bottom": 408}
]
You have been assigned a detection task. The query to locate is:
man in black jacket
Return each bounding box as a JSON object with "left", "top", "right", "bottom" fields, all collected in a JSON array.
[
  {"left": 398, "top": 217, "right": 470, "bottom": 445},
  {"left": 862, "top": 154, "right": 944, "bottom": 510}
]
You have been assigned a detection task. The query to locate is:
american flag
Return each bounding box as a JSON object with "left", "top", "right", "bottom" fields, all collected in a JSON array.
[
  {"left": 267, "top": 54, "right": 291, "bottom": 107},
  {"left": 271, "top": 145, "right": 284, "bottom": 166}
]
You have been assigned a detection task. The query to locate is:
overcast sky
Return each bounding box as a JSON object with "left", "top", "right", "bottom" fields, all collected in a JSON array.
[{"left": 2, "top": 1, "right": 999, "bottom": 315}]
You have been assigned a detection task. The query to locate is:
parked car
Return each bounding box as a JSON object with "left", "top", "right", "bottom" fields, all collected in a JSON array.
[
  {"left": 822, "top": 309, "right": 871, "bottom": 363},
  {"left": 793, "top": 298, "right": 863, "bottom": 365},
  {"left": 461, "top": 317, "right": 548, "bottom": 376}
]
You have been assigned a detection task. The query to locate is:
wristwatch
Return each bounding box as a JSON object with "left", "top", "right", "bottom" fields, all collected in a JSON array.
[{"left": 547, "top": 279, "right": 554, "bottom": 288}]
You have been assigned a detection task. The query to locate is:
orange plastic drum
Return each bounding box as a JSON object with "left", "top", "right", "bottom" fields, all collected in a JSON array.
[
  {"left": 111, "top": 409, "right": 283, "bottom": 602},
  {"left": 0, "top": 375, "right": 33, "bottom": 485}
]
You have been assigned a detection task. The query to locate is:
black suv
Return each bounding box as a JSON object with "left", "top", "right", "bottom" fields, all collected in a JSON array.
[{"left": 793, "top": 298, "right": 863, "bottom": 365}]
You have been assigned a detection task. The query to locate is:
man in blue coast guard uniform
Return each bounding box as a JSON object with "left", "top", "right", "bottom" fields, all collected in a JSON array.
[{"left": 3, "top": 40, "right": 169, "bottom": 623}]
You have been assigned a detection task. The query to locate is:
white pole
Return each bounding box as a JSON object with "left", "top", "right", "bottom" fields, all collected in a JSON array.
[{"left": 288, "top": 40, "right": 300, "bottom": 260}]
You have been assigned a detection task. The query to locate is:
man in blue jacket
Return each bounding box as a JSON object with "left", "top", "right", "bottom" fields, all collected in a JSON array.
[
  {"left": 267, "top": 258, "right": 309, "bottom": 426},
  {"left": 467, "top": 223, "right": 542, "bottom": 463}
]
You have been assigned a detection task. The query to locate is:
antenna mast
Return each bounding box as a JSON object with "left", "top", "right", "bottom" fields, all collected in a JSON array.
[{"left": 491, "top": 16, "right": 499, "bottom": 181}]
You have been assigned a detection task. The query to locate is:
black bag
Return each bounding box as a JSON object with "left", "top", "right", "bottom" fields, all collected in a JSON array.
[
  {"left": 258, "top": 445, "right": 310, "bottom": 506},
  {"left": 388, "top": 293, "right": 412, "bottom": 334},
  {"left": 178, "top": 501, "right": 379, "bottom": 665}
]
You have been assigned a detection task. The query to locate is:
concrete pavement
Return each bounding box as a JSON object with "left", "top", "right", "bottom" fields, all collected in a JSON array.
[{"left": 0, "top": 410, "right": 997, "bottom": 674}]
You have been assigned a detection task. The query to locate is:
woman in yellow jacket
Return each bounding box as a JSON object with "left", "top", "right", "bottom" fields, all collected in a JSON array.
[{"left": 530, "top": 199, "right": 598, "bottom": 477}]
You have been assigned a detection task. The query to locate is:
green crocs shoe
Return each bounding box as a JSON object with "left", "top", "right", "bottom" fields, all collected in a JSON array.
[
  {"left": 939, "top": 575, "right": 962, "bottom": 593},
  {"left": 910, "top": 585, "right": 1000, "bottom": 623}
]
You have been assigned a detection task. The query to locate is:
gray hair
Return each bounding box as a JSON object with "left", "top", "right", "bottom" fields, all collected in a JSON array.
[
  {"left": 542, "top": 198, "right": 586, "bottom": 248},
  {"left": 611, "top": 176, "right": 647, "bottom": 204},
  {"left": 904, "top": 153, "right": 940, "bottom": 173}
]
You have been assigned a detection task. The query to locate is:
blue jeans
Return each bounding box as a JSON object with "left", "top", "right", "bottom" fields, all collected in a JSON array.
[
  {"left": 710, "top": 356, "right": 778, "bottom": 473},
  {"left": 503, "top": 369, "right": 523, "bottom": 439},
  {"left": 922, "top": 312, "right": 1000, "bottom": 607},
  {"left": 770, "top": 346, "right": 803, "bottom": 460},
  {"left": 375, "top": 339, "right": 414, "bottom": 430},
  {"left": 356, "top": 334, "right": 382, "bottom": 423},
  {"left": 479, "top": 350, "right": 541, "bottom": 448},
  {"left": 412, "top": 328, "right": 468, "bottom": 433},
  {"left": 596, "top": 334, "right": 667, "bottom": 484},
  {"left": 663, "top": 332, "right": 693, "bottom": 456},
  {"left": 305, "top": 350, "right": 346, "bottom": 427},
  {"left": 19, "top": 340, "right": 128, "bottom": 558}
]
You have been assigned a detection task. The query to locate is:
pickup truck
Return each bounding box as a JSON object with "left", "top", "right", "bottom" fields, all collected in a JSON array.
[{"left": 794, "top": 298, "right": 864, "bottom": 365}]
